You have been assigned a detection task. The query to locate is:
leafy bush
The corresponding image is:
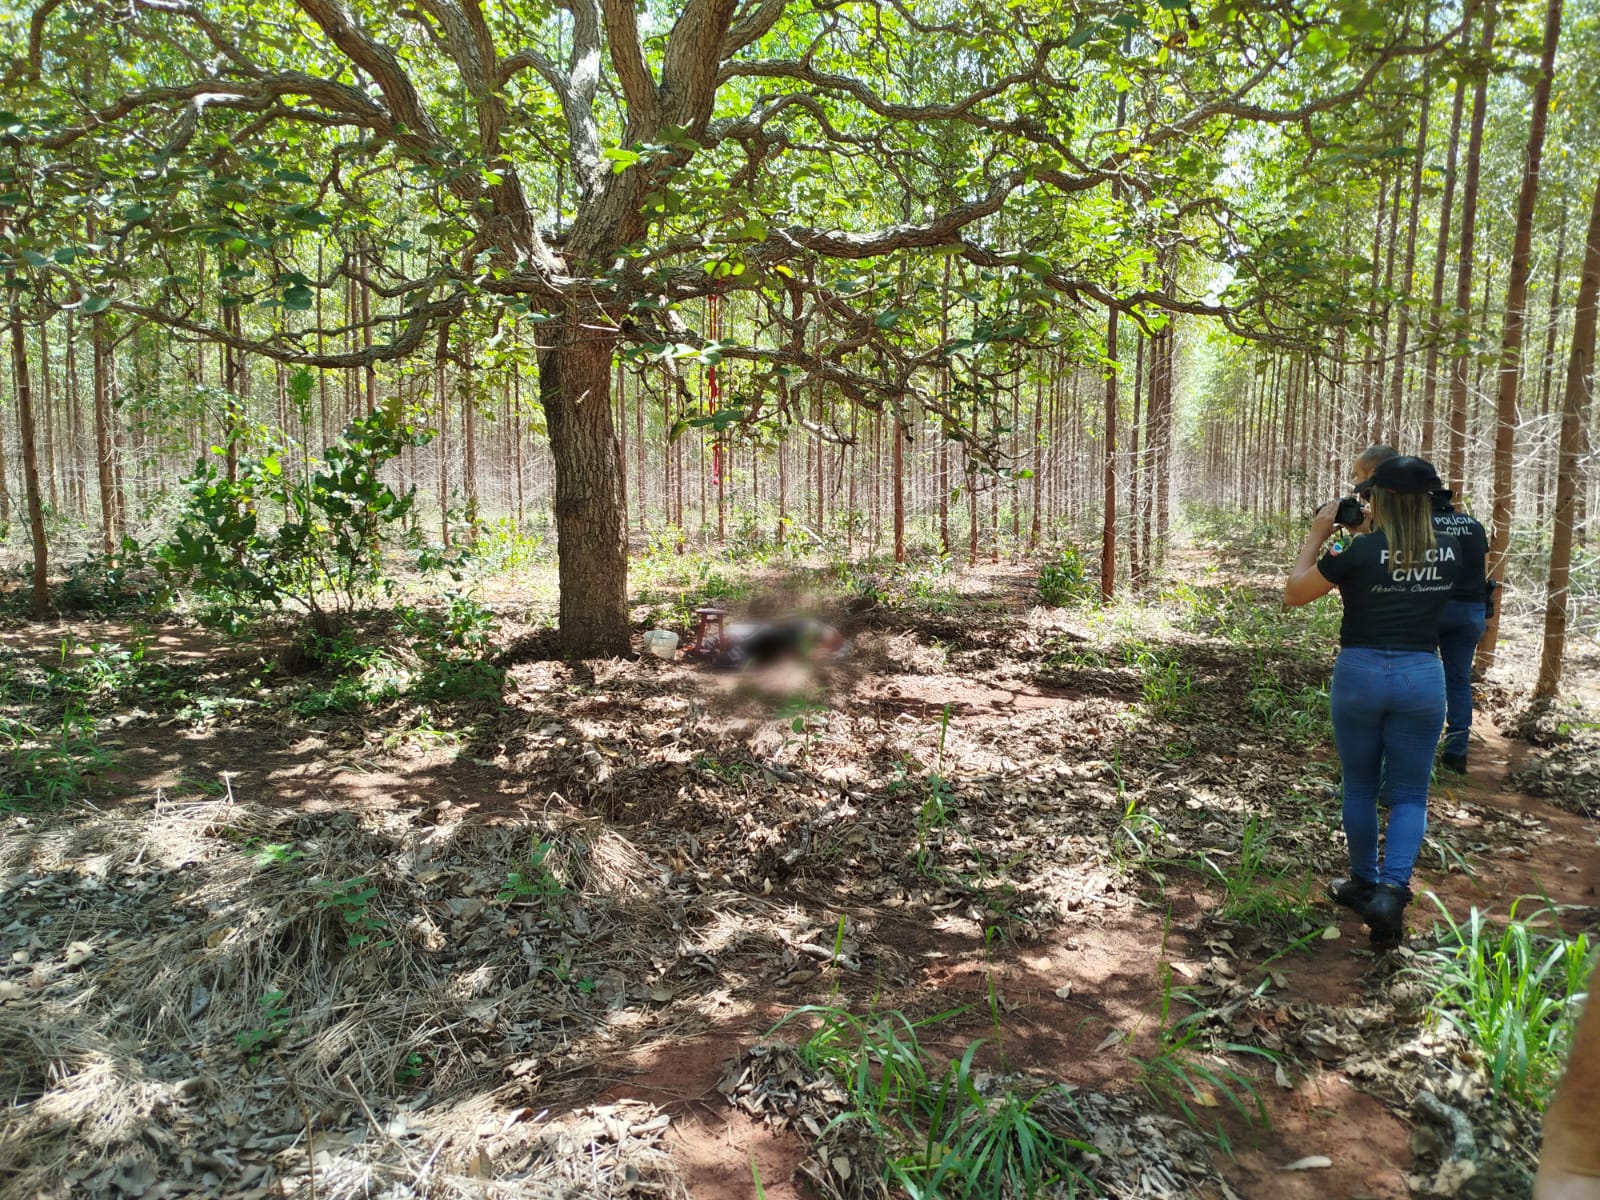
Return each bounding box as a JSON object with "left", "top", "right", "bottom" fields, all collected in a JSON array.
[
  {"left": 159, "top": 409, "right": 432, "bottom": 626},
  {"left": 1038, "top": 543, "right": 1096, "bottom": 607}
]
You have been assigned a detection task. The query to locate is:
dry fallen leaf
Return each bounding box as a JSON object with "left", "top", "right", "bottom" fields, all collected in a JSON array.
[
  {"left": 1282, "top": 1155, "right": 1333, "bottom": 1170},
  {"left": 1275, "top": 1063, "right": 1293, "bottom": 1090},
  {"left": 1320, "top": 926, "right": 1341, "bottom": 941},
  {"left": 1054, "top": 983, "right": 1073, "bottom": 1000},
  {"left": 1094, "top": 1031, "right": 1123, "bottom": 1053},
  {"left": 64, "top": 941, "right": 94, "bottom": 968}
]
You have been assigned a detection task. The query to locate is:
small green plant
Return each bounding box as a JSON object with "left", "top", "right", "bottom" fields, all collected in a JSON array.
[
  {"left": 1112, "top": 792, "right": 1166, "bottom": 867},
  {"left": 770, "top": 1005, "right": 1096, "bottom": 1197},
  {"left": 1196, "top": 817, "right": 1315, "bottom": 930},
  {"left": 236, "top": 990, "right": 294, "bottom": 1062},
  {"left": 1, "top": 703, "right": 110, "bottom": 808},
  {"left": 250, "top": 841, "right": 305, "bottom": 869},
  {"left": 316, "top": 876, "right": 393, "bottom": 950},
  {"left": 1038, "top": 543, "right": 1096, "bottom": 608},
  {"left": 1134, "top": 648, "right": 1192, "bottom": 717},
  {"left": 776, "top": 694, "right": 830, "bottom": 758},
  {"left": 1411, "top": 896, "right": 1594, "bottom": 1110},
  {"left": 395, "top": 1050, "right": 430, "bottom": 1087},
  {"left": 498, "top": 839, "right": 569, "bottom": 912},
  {"left": 1132, "top": 963, "right": 1277, "bottom": 1137}
]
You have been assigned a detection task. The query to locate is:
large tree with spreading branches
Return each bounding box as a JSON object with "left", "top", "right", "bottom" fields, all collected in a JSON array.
[{"left": 4, "top": 0, "right": 1445, "bottom": 654}]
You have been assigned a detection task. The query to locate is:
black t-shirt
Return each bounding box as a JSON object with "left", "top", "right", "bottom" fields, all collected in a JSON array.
[
  {"left": 1431, "top": 500, "right": 1489, "bottom": 602},
  {"left": 1317, "top": 528, "right": 1462, "bottom": 651}
]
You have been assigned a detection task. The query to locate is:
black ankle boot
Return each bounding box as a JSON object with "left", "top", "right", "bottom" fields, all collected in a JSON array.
[
  {"left": 1364, "top": 884, "right": 1412, "bottom": 950},
  {"left": 1440, "top": 753, "right": 1467, "bottom": 775},
  {"left": 1328, "top": 876, "right": 1377, "bottom": 913}
]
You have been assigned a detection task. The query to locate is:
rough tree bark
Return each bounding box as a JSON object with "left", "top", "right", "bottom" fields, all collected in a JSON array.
[{"left": 538, "top": 314, "right": 631, "bottom": 658}]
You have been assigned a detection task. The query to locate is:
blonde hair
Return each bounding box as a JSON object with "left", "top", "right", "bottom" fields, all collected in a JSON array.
[{"left": 1369, "top": 488, "right": 1436, "bottom": 569}]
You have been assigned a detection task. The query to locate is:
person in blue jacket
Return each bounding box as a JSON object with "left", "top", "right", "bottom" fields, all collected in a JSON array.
[
  {"left": 1428, "top": 489, "right": 1490, "bottom": 774},
  {"left": 1352, "top": 446, "right": 1491, "bottom": 775},
  {"left": 1285, "top": 456, "right": 1461, "bottom": 948}
]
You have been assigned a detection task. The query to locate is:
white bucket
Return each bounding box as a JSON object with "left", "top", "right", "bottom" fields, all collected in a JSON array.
[{"left": 642, "top": 629, "right": 679, "bottom": 660}]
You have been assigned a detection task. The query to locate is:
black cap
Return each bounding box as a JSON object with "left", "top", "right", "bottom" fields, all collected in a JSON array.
[{"left": 1355, "top": 455, "right": 1443, "bottom": 496}]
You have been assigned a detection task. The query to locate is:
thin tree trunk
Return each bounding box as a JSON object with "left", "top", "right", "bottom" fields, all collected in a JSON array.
[
  {"left": 1129, "top": 327, "right": 1145, "bottom": 589},
  {"left": 39, "top": 317, "right": 57, "bottom": 512},
  {"left": 1536, "top": 206, "right": 1569, "bottom": 524},
  {"left": 91, "top": 313, "right": 116, "bottom": 557},
  {"left": 463, "top": 371, "right": 478, "bottom": 539},
  {"left": 893, "top": 405, "right": 906, "bottom": 563},
  {"left": 10, "top": 303, "right": 48, "bottom": 615},
  {"left": 1101, "top": 302, "right": 1119, "bottom": 602},
  {"left": 1482, "top": 0, "right": 1563, "bottom": 668},
  {"left": 1422, "top": 42, "right": 1469, "bottom": 460},
  {"left": 1446, "top": 3, "right": 1499, "bottom": 493},
  {"left": 436, "top": 327, "right": 450, "bottom": 547},
  {"left": 1030, "top": 360, "right": 1043, "bottom": 549},
  {"left": 1389, "top": 58, "right": 1432, "bottom": 442},
  {"left": 634, "top": 364, "right": 645, "bottom": 531},
  {"left": 1534, "top": 168, "right": 1600, "bottom": 698}
]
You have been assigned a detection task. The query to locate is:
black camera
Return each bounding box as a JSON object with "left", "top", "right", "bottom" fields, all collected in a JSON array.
[{"left": 1333, "top": 496, "right": 1364, "bottom": 528}]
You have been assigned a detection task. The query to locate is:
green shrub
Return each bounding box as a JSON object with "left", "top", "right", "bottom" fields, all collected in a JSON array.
[
  {"left": 1038, "top": 544, "right": 1095, "bottom": 608},
  {"left": 159, "top": 409, "right": 432, "bottom": 626}
]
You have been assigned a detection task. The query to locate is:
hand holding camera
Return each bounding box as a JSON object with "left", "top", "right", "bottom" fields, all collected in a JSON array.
[{"left": 1333, "top": 496, "right": 1365, "bottom": 528}]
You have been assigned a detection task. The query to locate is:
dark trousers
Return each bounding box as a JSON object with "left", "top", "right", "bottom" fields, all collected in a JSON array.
[{"left": 1437, "top": 599, "right": 1486, "bottom": 759}]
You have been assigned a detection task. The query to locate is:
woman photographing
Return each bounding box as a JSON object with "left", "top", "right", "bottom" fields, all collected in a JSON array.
[{"left": 1284, "top": 456, "right": 1461, "bottom": 949}]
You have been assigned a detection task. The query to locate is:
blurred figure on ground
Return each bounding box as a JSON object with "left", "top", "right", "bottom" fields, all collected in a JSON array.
[{"left": 685, "top": 608, "right": 846, "bottom": 669}]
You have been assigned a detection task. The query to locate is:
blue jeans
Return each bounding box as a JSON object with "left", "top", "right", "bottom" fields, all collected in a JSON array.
[
  {"left": 1437, "top": 599, "right": 1486, "bottom": 758},
  {"left": 1330, "top": 648, "right": 1446, "bottom": 888}
]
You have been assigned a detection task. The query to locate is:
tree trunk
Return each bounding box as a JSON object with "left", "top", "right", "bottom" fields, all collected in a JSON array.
[
  {"left": 91, "top": 313, "right": 116, "bottom": 558},
  {"left": 39, "top": 317, "right": 58, "bottom": 512},
  {"left": 1534, "top": 168, "right": 1600, "bottom": 699},
  {"left": 892, "top": 406, "right": 906, "bottom": 563},
  {"left": 1481, "top": 0, "right": 1563, "bottom": 669},
  {"left": 1129, "top": 327, "right": 1145, "bottom": 589},
  {"left": 1535, "top": 206, "right": 1569, "bottom": 524},
  {"left": 10, "top": 303, "right": 48, "bottom": 616},
  {"left": 464, "top": 371, "right": 479, "bottom": 539},
  {"left": 1422, "top": 44, "right": 1469, "bottom": 461},
  {"left": 1389, "top": 62, "right": 1432, "bottom": 441},
  {"left": 1446, "top": 3, "right": 1498, "bottom": 494},
  {"left": 1100, "top": 302, "right": 1118, "bottom": 602},
  {"left": 538, "top": 314, "right": 631, "bottom": 658},
  {"left": 1030, "top": 360, "right": 1043, "bottom": 549}
]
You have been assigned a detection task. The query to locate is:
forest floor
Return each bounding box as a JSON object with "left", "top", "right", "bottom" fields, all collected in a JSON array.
[{"left": 2, "top": 524, "right": 1598, "bottom": 1200}]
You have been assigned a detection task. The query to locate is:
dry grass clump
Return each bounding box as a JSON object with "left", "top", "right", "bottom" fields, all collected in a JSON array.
[{"left": 0, "top": 797, "right": 686, "bottom": 1199}]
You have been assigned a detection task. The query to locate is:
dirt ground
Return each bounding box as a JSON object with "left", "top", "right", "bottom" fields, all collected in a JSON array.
[{"left": 1, "top": 546, "right": 1597, "bottom": 1200}]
